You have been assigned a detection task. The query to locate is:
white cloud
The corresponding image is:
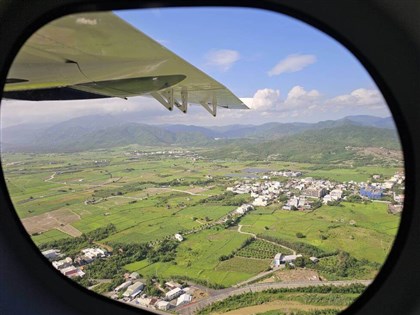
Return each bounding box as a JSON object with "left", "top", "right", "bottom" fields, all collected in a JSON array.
[
  {"left": 283, "top": 85, "right": 321, "bottom": 109},
  {"left": 268, "top": 54, "right": 316, "bottom": 76},
  {"left": 1, "top": 87, "right": 390, "bottom": 128},
  {"left": 248, "top": 88, "right": 281, "bottom": 111},
  {"left": 327, "top": 88, "right": 385, "bottom": 108},
  {"left": 205, "top": 49, "right": 240, "bottom": 71}
]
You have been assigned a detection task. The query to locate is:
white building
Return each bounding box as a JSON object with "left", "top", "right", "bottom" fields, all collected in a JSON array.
[
  {"left": 175, "top": 233, "right": 184, "bottom": 242},
  {"left": 252, "top": 196, "right": 268, "bottom": 207},
  {"left": 60, "top": 265, "right": 85, "bottom": 278},
  {"left": 81, "top": 247, "right": 107, "bottom": 260},
  {"left": 165, "top": 287, "right": 183, "bottom": 301},
  {"left": 115, "top": 280, "right": 132, "bottom": 292},
  {"left": 330, "top": 189, "right": 343, "bottom": 199},
  {"left": 137, "top": 297, "right": 153, "bottom": 307},
  {"left": 273, "top": 253, "right": 303, "bottom": 267},
  {"left": 273, "top": 253, "right": 282, "bottom": 267},
  {"left": 156, "top": 300, "right": 171, "bottom": 311},
  {"left": 235, "top": 204, "right": 253, "bottom": 215},
  {"left": 384, "top": 181, "right": 395, "bottom": 189},
  {"left": 283, "top": 254, "right": 303, "bottom": 263},
  {"left": 52, "top": 257, "right": 73, "bottom": 270},
  {"left": 323, "top": 194, "right": 333, "bottom": 204},
  {"left": 309, "top": 256, "right": 319, "bottom": 263},
  {"left": 42, "top": 249, "right": 61, "bottom": 261},
  {"left": 129, "top": 272, "right": 139, "bottom": 280},
  {"left": 289, "top": 197, "right": 300, "bottom": 208},
  {"left": 123, "top": 282, "right": 145, "bottom": 298},
  {"left": 176, "top": 293, "right": 192, "bottom": 306},
  {"left": 165, "top": 281, "right": 182, "bottom": 290}
]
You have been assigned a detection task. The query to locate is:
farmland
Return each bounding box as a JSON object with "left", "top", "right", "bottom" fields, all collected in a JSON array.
[{"left": 1, "top": 143, "right": 403, "bottom": 312}]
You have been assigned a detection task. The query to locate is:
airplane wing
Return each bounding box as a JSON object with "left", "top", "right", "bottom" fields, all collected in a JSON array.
[{"left": 3, "top": 12, "right": 248, "bottom": 116}]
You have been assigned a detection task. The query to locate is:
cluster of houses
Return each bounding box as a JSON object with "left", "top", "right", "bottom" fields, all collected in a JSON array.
[
  {"left": 42, "top": 247, "right": 109, "bottom": 279},
  {"left": 360, "top": 172, "right": 405, "bottom": 203},
  {"left": 227, "top": 180, "right": 283, "bottom": 207},
  {"left": 126, "top": 149, "right": 202, "bottom": 161},
  {"left": 114, "top": 279, "right": 193, "bottom": 311},
  {"left": 227, "top": 169, "right": 405, "bottom": 211}
]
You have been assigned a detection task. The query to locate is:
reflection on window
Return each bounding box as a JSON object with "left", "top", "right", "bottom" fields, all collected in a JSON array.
[{"left": 1, "top": 7, "right": 404, "bottom": 315}]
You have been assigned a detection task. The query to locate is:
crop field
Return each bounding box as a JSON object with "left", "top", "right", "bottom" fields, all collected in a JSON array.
[
  {"left": 32, "top": 228, "right": 70, "bottom": 245},
  {"left": 303, "top": 166, "right": 401, "bottom": 183},
  {"left": 215, "top": 256, "right": 271, "bottom": 274},
  {"left": 1, "top": 147, "right": 402, "bottom": 287},
  {"left": 124, "top": 229, "right": 253, "bottom": 287},
  {"left": 240, "top": 202, "right": 399, "bottom": 263},
  {"left": 236, "top": 239, "right": 293, "bottom": 259}
]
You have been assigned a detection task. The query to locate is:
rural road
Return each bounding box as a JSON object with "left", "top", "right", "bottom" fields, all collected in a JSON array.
[{"left": 177, "top": 279, "right": 372, "bottom": 315}]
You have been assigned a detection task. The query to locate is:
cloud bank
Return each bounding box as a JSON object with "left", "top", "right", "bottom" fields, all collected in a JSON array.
[{"left": 1, "top": 87, "right": 389, "bottom": 128}]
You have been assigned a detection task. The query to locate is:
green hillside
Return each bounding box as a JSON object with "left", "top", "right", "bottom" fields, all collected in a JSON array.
[{"left": 205, "top": 124, "right": 400, "bottom": 164}]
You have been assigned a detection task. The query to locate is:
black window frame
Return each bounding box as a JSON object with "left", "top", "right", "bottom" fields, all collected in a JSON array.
[{"left": 0, "top": 1, "right": 419, "bottom": 314}]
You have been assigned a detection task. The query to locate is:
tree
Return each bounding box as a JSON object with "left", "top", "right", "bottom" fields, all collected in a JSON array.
[
  {"left": 294, "top": 256, "right": 305, "bottom": 268},
  {"left": 296, "top": 232, "right": 305, "bottom": 238}
]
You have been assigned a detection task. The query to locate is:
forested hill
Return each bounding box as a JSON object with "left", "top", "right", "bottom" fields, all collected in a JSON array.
[
  {"left": 1, "top": 115, "right": 400, "bottom": 156},
  {"left": 203, "top": 124, "right": 401, "bottom": 164}
]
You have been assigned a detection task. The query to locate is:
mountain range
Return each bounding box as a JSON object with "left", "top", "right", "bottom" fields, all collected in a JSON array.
[{"left": 1, "top": 115, "right": 400, "bottom": 159}]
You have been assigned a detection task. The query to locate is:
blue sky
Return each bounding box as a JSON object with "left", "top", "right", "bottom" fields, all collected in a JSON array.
[
  {"left": 2, "top": 7, "right": 391, "bottom": 127},
  {"left": 116, "top": 7, "right": 376, "bottom": 97}
]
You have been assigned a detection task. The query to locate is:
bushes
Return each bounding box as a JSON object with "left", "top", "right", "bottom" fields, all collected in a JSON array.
[
  {"left": 313, "top": 251, "right": 379, "bottom": 279},
  {"left": 147, "top": 239, "right": 179, "bottom": 263},
  {"left": 257, "top": 234, "right": 337, "bottom": 258},
  {"left": 236, "top": 239, "right": 293, "bottom": 259},
  {"left": 296, "top": 232, "right": 306, "bottom": 239}
]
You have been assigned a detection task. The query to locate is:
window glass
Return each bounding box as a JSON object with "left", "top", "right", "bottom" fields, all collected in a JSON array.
[{"left": 1, "top": 7, "right": 404, "bottom": 315}]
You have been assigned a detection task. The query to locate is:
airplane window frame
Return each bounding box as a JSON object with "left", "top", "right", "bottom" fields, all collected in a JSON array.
[{"left": 0, "top": 1, "right": 419, "bottom": 315}]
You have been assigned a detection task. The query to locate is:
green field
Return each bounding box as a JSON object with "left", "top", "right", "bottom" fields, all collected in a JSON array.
[
  {"left": 2, "top": 148, "right": 402, "bottom": 288},
  {"left": 124, "top": 229, "right": 253, "bottom": 287},
  {"left": 32, "top": 229, "right": 70, "bottom": 245},
  {"left": 240, "top": 202, "right": 399, "bottom": 263}
]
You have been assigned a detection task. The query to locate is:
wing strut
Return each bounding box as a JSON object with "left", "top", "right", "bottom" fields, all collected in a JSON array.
[
  {"left": 151, "top": 89, "right": 174, "bottom": 111},
  {"left": 200, "top": 94, "right": 217, "bottom": 117},
  {"left": 174, "top": 87, "right": 188, "bottom": 113}
]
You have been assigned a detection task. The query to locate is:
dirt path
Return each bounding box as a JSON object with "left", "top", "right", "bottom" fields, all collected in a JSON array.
[
  {"left": 45, "top": 172, "right": 57, "bottom": 182},
  {"left": 219, "top": 300, "right": 342, "bottom": 315},
  {"left": 152, "top": 187, "right": 209, "bottom": 196},
  {"left": 237, "top": 224, "right": 256, "bottom": 237},
  {"left": 237, "top": 225, "right": 296, "bottom": 255}
]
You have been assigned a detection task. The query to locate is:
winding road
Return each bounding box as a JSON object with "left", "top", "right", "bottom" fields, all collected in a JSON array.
[{"left": 176, "top": 279, "right": 372, "bottom": 315}]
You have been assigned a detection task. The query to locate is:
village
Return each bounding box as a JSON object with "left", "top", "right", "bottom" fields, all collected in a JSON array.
[
  {"left": 39, "top": 169, "right": 405, "bottom": 313},
  {"left": 125, "top": 149, "right": 203, "bottom": 162},
  {"left": 226, "top": 169, "right": 405, "bottom": 212},
  {"left": 42, "top": 245, "right": 194, "bottom": 312}
]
